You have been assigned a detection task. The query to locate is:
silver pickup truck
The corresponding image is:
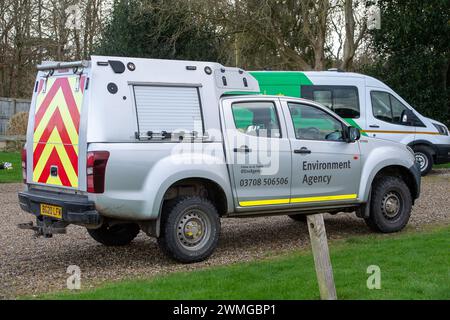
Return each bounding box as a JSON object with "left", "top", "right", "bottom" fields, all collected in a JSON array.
[{"left": 18, "top": 56, "right": 420, "bottom": 263}]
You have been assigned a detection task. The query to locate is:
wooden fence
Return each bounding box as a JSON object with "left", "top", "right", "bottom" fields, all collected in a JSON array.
[{"left": 0, "top": 97, "right": 31, "bottom": 135}]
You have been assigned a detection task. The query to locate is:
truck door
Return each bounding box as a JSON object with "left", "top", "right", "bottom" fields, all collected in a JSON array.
[
  {"left": 365, "top": 88, "right": 416, "bottom": 144},
  {"left": 221, "top": 98, "right": 292, "bottom": 209},
  {"left": 281, "top": 100, "right": 361, "bottom": 205},
  {"left": 29, "top": 72, "right": 87, "bottom": 190}
]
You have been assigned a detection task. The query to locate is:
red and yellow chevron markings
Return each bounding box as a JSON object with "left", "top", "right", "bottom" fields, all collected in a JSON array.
[{"left": 33, "top": 76, "right": 86, "bottom": 187}]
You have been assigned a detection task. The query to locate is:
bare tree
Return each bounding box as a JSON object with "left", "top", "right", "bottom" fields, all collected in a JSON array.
[
  {"left": 301, "top": 0, "right": 331, "bottom": 70},
  {"left": 201, "top": 0, "right": 334, "bottom": 71},
  {"left": 340, "top": 0, "right": 368, "bottom": 70},
  {"left": 0, "top": 0, "right": 108, "bottom": 99}
]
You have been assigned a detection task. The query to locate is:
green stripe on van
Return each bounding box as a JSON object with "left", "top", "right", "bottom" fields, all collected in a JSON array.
[{"left": 250, "top": 71, "right": 312, "bottom": 97}]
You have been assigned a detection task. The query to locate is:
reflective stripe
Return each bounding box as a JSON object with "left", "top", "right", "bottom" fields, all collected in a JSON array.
[
  {"left": 239, "top": 198, "right": 290, "bottom": 207},
  {"left": 290, "top": 194, "right": 357, "bottom": 203},
  {"left": 33, "top": 76, "right": 85, "bottom": 188},
  {"left": 239, "top": 194, "right": 358, "bottom": 207}
]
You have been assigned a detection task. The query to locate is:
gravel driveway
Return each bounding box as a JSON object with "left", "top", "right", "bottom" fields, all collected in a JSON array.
[{"left": 1, "top": 169, "right": 449, "bottom": 299}]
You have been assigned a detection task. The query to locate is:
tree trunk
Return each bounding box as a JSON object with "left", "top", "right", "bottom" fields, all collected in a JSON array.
[{"left": 341, "top": 0, "right": 355, "bottom": 71}]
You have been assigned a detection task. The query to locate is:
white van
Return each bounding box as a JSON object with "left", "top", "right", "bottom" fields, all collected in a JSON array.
[{"left": 251, "top": 70, "right": 450, "bottom": 175}]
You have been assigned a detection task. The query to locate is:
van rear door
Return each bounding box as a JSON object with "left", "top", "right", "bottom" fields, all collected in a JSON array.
[{"left": 30, "top": 70, "right": 87, "bottom": 190}]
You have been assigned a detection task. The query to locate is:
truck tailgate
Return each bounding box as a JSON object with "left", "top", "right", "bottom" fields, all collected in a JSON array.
[{"left": 32, "top": 75, "right": 86, "bottom": 189}]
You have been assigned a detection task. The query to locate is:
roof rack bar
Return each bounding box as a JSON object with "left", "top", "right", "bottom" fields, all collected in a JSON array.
[{"left": 37, "top": 61, "right": 89, "bottom": 71}]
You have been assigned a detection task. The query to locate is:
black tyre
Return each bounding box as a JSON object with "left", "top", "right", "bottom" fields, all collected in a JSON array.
[
  {"left": 365, "top": 176, "right": 412, "bottom": 233},
  {"left": 87, "top": 223, "right": 140, "bottom": 246},
  {"left": 288, "top": 214, "right": 307, "bottom": 222},
  {"left": 158, "top": 196, "right": 220, "bottom": 263},
  {"left": 413, "top": 145, "right": 434, "bottom": 176}
]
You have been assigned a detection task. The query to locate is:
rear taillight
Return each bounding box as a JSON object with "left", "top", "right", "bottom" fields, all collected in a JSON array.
[
  {"left": 86, "top": 151, "right": 109, "bottom": 193},
  {"left": 21, "top": 148, "right": 27, "bottom": 183}
]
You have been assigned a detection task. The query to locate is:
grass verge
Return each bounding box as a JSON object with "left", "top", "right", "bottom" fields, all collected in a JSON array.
[
  {"left": 0, "top": 152, "right": 22, "bottom": 183},
  {"left": 38, "top": 225, "right": 450, "bottom": 300},
  {"left": 434, "top": 163, "right": 450, "bottom": 169}
]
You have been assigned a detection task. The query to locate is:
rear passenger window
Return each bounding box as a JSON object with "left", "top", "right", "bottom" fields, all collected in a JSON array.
[
  {"left": 313, "top": 90, "right": 332, "bottom": 109},
  {"left": 133, "top": 86, "right": 203, "bottom": 139},
  {"left": 301, "top": 85, "right": 360, "bottom": 119},
  {"left": 231, "top": 101, "right": 281, "bottom": 138}
]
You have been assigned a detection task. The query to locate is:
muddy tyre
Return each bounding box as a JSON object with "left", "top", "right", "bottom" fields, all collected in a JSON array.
[
  {"left": 365, "top": 176, "right": 412, "bottom": 233},
  {"left": 158, "top": 196, "right": 220, "bottom": 263}
]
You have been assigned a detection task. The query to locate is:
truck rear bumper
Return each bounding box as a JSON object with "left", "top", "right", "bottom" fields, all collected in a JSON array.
[{"left": 18, "top": 189, "right": 102, "bottom": 226}]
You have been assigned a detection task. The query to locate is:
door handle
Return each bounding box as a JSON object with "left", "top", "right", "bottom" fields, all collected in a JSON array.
[
  {"left": 233, "top": 146, "right": 251, "bottom": 153},
  {"left": 294, "top": 147, "right": 311, "bottom": 154},
  {"left": 369, "top": 125, "right": 380, "bottom": 128}
]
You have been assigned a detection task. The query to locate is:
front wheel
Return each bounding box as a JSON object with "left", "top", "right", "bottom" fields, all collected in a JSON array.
[
  {"left": 413, "top": 145, "right": 434, "bottom": 176},
  {"left": 365, "top": 176, "right": 412, "bottom": 233},
  {"left": 158, "top": 196, "right": 220, "bottom": 263}
]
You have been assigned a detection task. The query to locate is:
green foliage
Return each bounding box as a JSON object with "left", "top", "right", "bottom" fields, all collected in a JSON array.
[
  {"left": 37, "top": 226, "right": 450, "bottom": 300},
  {"left": 363, "top": 0, "right": 450, "bottom": 126},
  {"left": 95, "top": 0, "right": 223, "bottom": 61}
]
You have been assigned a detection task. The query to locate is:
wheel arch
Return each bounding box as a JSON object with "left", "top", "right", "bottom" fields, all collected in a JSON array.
[
  {"left": 160, "top": 177, "right": 229, "bottom": 217},
  {"left": 370, "top": 165, "right": 419, "bottom": 203},
  {"left": 408, "top": 140, "right": 437, "bottom": 156}
]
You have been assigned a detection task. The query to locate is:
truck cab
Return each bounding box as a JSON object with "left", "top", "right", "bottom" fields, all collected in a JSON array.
[{"left": 19, "top": 57, "right": 420, "bottom": 263}]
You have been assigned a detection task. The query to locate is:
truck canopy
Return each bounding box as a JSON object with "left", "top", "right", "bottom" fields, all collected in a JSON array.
[{"left": 27, "top": 56, "right": 260, "bottom": 191}]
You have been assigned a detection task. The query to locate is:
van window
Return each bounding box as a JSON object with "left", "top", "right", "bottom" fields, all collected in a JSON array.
[
  {"left": 391, "top": 95, "right": 410, "bottom": 123},
  {"left": 231, "top": 101, "right": 281, "bottom": 138},
  {"left": 313, "top": 90, "right": 332, "bottom": 109},
  {"left": 133, "top": 86, "right": 203, "bottom": 137},
  {"left": 301, "top": 85, "right": 360, "bottom": 119},
  {"left": 288, "top": 102, "right": 344, "bottom": 141},
  {"left": 371, "top": 91, "right": 393, "bottom": 122},
  {"left": 371, "top": 91, "right": 415, "bottom": 125}
]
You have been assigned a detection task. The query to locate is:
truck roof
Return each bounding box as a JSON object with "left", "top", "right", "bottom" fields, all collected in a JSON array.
[{"left": 34, "top": 56, "right": 261, "bottom": 143}]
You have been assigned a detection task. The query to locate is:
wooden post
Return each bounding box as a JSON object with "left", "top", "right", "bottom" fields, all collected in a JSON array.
[
  {"left": 12, "top": 98, "right": 17, "bottom": 115},
  {"left": 307, "top": 214, "right": 337, "bottom": 300}
]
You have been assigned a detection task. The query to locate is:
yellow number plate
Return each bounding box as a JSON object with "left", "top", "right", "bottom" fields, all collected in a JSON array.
[{"left": 40, "top": 204, "right": 63, "bottom": 219}]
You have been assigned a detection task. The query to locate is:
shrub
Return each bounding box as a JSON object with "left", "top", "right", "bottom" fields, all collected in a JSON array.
[{"left": 5, "top": 112, "right": 28, "bottom": 151}]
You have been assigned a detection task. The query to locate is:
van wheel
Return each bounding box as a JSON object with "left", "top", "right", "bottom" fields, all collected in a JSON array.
[
  {"left": 288, "top": 214, "right": 307, "bottom": 222},
  {"left": 365, "top": 176, "right": 412, "bottom": 233},
  {"left": 87, "top": 223, "right": 140, "bottom": 246},
  {"left": 158, "top": 196, "right": 220, "bottom": 263},
  {"left": 413, "top": 145, "right": 433, "bottom": 176}
]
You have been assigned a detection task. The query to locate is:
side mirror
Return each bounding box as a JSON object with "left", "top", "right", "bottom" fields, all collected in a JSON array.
[
  {"left": 347, "top": 126, "right": 361, "bottom": 143},
  {"left": 401, "top": 109, "right": 419, "bottom": 125}
]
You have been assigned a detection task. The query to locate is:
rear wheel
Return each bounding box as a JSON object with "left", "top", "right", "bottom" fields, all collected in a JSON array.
[
  {"left": 158, "top": 196, "right": 220, "bottom": 263},
  {"left": 365, "top": 176, "right": 412, "bottom": 233},
  {"left": 413, "top": 145, "right": 434, "bottom": 176},
  {"left": 87, "top": 223, "right": 140, "bottom": 246}
]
